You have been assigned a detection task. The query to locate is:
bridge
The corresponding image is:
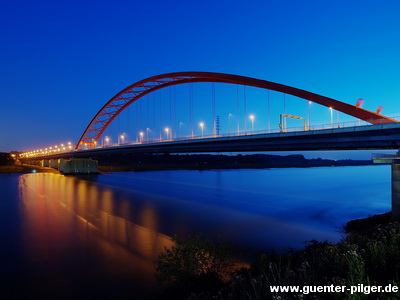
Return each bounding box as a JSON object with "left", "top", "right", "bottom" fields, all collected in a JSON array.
[
  {"left": 20, "top": 71, "right": 399, "bottom": 158},
  {"left": 18, "top": 71, "right": 400, "bottom": 214},
  {"left": 24, "top": 123, "right": 400, "bottom": 159},
  {"left": 20, "top": 71, "right": 400, "bottom": 161},
  {"left": 74, "top": 71, "right": 397, "bottom": 149}
]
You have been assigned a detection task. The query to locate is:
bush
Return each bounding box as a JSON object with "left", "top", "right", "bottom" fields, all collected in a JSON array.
[
  {"left": 154, "top": 216, "right": 400, "bottom": 299},
  {"left": 155, "top": 234, "right": 235, "bottom": 298}
]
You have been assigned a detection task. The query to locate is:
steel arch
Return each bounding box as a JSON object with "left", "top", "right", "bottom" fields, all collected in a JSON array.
[{"left": 77, "top": 71, "right": 398, "bottom": 149}]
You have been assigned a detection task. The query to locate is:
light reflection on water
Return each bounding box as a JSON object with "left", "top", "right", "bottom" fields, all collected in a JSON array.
[
  {"left": 0, "top": 165, "right": 391, "bottom": 298},
  {"left": 90, "top": 166, "right": 391, "bottom": 252},
  {"left": 18, "top": 173, "right": 173, "bottom": 298}
]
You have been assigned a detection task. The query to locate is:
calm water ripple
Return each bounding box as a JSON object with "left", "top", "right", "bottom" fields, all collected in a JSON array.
[{"left": 0, "top": 166, "right": 391, "bottom": 298}]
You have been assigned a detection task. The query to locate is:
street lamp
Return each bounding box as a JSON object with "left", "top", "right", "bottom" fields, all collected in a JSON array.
[
  {"left": 179, "top": 122, "right": 184, "bottom": 138},
  {"left": 104, "top": 136, "right": 110, "bottom": 147},
  {"left": 329, "top": 107, "right": 333, "bottom": 128},
  {"left": 308, "top": 101, "right": 312, "bottom": 130},
  {"left": 228, "top": 113, "right": 233, "bottom": 136},
  {"left": 249, "top": 114, "right": 255, "bottom": 133},
  {"left": 164, "top": 127, "right": 170, "bottom": 140},
  {"left": 139, "top": 131, "right": 144, "bottom": 143},
  {"left": 146, "top": 128, "right": 151, "bottom": 142},
  {"left": 199, "top": 122, "right": 204, "bottom": 137},
  {"left": 119, "top": 133, "right": 125, "bottom": 145}
]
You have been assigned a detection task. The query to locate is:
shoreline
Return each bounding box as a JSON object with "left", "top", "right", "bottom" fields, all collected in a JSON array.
[
  {"left": 0, "top": 165, "right": 59, "bottom": 174},
  {"left": 0, "top": 162, "right": 381, "bottom": 174},
  {"left": 6, "top": 153, "right": 377, "bottom": 173}
]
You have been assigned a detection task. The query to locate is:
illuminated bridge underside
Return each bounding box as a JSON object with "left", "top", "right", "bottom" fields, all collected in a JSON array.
[
  {"left": 77, "top": 72, "right": 398, "bottom": 149},
  {"left": 47, "top": 123, "right": 400, "bottom": 160}
]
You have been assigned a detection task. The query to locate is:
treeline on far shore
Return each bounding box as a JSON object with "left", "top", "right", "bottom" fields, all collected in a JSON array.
[
  {"left": 1, "top": 152, "right": 375, "bottom": 173},
  {"left": 96, "top": 153, "right": 373, "bottom": 172}
]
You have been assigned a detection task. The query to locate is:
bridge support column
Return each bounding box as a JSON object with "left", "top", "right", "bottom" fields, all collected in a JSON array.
[
  {"left": 392, "top": 164, "right": 400, "bottom": 216},
  {"left": 42, "top": 159, "right": 50, "bottom": 167},
  {"left": 49, "top": 159, "right": 59, "bottom": 169},
  {"left": 59, "top": 158, "right": 98, "bottom": 174}
]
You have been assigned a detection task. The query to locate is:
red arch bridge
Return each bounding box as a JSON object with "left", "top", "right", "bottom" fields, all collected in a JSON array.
[
  {"left": 21, "top": 71, "right": 400, "bottom": 215},
  {"left": 26, "top": 71, "right": 400, "bottom": 158}
]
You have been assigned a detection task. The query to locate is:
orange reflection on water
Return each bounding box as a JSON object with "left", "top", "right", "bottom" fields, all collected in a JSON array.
[{"left": 18, "top": 173, "right": 174, "bottom": 297}]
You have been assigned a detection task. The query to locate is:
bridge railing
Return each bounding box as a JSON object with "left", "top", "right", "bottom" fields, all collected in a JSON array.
[
  {"left": 94, "top": 116, "right": 400, "bottom": 149},
  {"left": 21, "top": 116, "right": 400, "bottom": 156}
]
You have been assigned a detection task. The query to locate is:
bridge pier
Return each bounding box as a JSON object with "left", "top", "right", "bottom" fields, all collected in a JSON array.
[
  {"left": 373, "top": 152, "right": 400, "bottom": 216},
  {"left": 58, "top": 158, "right": 98, "bottom": 174},
  {"left": 25, "top": 158, "right": 98, "bottom": 174},
  {"left": 41, "top": 160, "right": 49, "bottom": 167},
  {"left": 392, "top": 164, "right": 400, "bottom": 216},
  {"left": 49, "top": 159, "right": 59, "bottom": 169}
]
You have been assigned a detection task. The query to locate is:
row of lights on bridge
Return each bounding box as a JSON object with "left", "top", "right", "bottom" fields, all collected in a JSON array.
[
  {"left": 106, "top": 101, "right": 379, "bottom": 146},
  {"left": 31, "top": 105, "right": 336, "bottom": 151},
  {"left": 19, "top": 142, "right": 74, "bottom": 158},
  {"left": 94, "top": 102, "right": 357, "bottom": 148},
  {"left": 98, "top": 114, "right": 257, "bottom": 147},
  {"left": 21, "top": 97, "right": 383, "bottom": 152},
  {"left": 39, "top": 104, "right": 362, "bottom": 150},
  {"left": 97, "top": 103, "right": 345, "bottom": 147}
]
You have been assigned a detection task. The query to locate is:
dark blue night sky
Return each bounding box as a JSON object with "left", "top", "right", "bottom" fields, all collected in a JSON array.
[{"left": 2, "top": 0, "right": 400, "bottom": 155}]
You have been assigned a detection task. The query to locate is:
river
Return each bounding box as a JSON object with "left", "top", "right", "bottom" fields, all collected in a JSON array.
[{"left": 0, "top": 166, "right": 391, "bottom": 298}]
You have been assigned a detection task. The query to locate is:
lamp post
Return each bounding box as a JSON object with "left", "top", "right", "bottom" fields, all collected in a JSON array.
[
  {"left": 330, "top": 107, "right": 333, "bottom": 128},
  {"left": 228, "top": 113, "right": 233, "bottom": 136},
  {"left": 249, "top": 114, "right": 255, "bottom": 133},
  {"left": 199, "top": 122, "right": 204, "bottom": 137},
  {"left": 179, "top": 122, "right": 184, "bottom": 138},
  {"left": 308, "top": 101, "right": 311, "bottom": 130},
  {"left": 146, "top": 128, "right": 150, "bottom": 142},
  {"left": 164, "top": 127, "right": 170, "bottom": 140},
  {"left": 104, "top": 136, "right": 110, "bottom": 147},
  {"left": 139, "top": 131, "right": 144, "bottom": 143}
]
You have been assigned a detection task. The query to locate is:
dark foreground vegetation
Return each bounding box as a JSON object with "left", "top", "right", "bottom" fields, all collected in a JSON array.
[{"left": 154, "top": 213, "right": 400, "bottom": 299}]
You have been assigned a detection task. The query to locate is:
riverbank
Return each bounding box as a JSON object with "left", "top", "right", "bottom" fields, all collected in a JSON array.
[{"left": 0, "top": 164, "right": 59, "bottom": 174}]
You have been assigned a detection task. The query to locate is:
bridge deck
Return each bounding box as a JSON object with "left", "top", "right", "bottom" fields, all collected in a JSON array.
[{"left": 29, "top": 123, "right": 400, "bottom": 161}]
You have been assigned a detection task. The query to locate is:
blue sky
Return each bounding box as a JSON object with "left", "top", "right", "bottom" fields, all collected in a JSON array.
[{"left": 1, "top": 0, "right": 400, "bottom": 158}]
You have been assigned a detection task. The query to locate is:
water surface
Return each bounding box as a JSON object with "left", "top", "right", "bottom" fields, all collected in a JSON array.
[{"left": 0, "top": 166, "right": 391, "bottom": 298}]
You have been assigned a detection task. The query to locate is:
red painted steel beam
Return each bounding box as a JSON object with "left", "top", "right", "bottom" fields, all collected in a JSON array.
[{"left": 76, "top": 72, "right": 398, "bottom": 149}]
